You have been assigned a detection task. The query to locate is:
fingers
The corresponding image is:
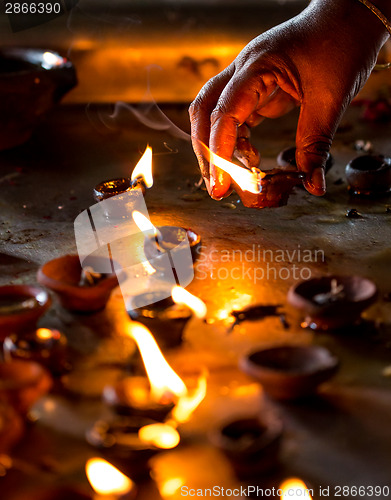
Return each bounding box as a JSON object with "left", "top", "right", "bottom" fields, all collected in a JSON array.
[
  {"left": 296, "top": 99, "right": 342, "bottom": 196},
  {"left": 189, "top": 66, "right": 234, "bottom": 196},
  {"left": 208, "top": 73, "right": 266, "bottom": 198}
]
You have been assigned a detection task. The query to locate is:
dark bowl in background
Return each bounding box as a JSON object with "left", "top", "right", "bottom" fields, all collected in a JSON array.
[{"left": 0, "top": 47, "right": 77, "bottom": 151}]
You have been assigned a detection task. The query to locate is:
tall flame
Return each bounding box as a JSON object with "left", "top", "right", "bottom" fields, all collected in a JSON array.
[
  {"left": 131, "top": 145, "right": 153, "bottom": 188},
  {"left": 125, "top": 322, "right": 207, "bottom": 422},
  {"left": 280, "top": 479, "right": 313, "bottom": 499},
  {"left": 86, "top": 458, "right": 135, "bottom": 496},
  {"left": 200, "top": 142, "right": 264, "bottom": 193},
  {"left": 171, "top": 286, "right": 207, "bottom": 319},
  {"left": 126, "top": 322, "right": 187, "bottom": 402}
]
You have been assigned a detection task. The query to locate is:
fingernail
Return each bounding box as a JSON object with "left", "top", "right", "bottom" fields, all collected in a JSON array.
[{"left": 310, "top": 167, "right": 326, "bottom": 195}]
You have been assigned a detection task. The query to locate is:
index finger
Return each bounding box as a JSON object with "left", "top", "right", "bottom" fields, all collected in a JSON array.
[{"left": 209, "top": 72, "right": 267, "bottom": 198}]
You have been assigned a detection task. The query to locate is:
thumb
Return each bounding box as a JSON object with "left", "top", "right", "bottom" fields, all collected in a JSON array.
[{"left": 296, "top": 99, "right": 341, "bottom": 196}]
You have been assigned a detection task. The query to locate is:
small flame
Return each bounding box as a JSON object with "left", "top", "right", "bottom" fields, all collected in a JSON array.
[
  {"left": 86, "top": 458, "right": 134, "bottom": 496},
  {"left": 200, "top": 142, "right": 264, "bottom": 193},
  {"left": 132, "top": 210, "right": 162, "bottom": 240},
  {"left": 36, "top": 328, "right": 55, "bottom": 340},
  {"left": 159, "top": 477, "right": 186, "bottom": 497},
  {"left": 131, "top": 145, "right": 153, "bottom": 188},
  {"left": 138, "top": 423, "right": 180, "bottom": 449},
  {"left": 42, "top": 51, "right": 62, "bottom": 69},
  {"left": 280, "top": 478, "right": 313, "bottom": 500},
  {"left": 171, "top": 286, "right": 207, "bottom": 319},
  {"left": 126, "top": 322, "right": 187, "bottom": 402},
  {"left": 172, "top": 371, "right": 207, "bottom": 423}
]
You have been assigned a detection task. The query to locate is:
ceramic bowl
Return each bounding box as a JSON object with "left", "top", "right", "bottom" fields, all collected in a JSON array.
[{"left": 240, "top": 345, "right": 339, "bottom": 400}]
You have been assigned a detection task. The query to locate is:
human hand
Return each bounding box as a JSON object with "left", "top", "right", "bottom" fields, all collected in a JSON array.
[{"left": 189, "top": 0, "right": 389, "bottom": 200}]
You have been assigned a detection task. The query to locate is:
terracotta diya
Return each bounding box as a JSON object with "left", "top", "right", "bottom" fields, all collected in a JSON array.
[
  {"left": 3, "top": 328, "right": 71, "bottom": 376},
  {"left": 288, "top": 275, "right": 378, "bottom": 330},
  {"left": 0, "top": 285, "right": 51, "bottom": 339},
  {"left": 0, "top": 359, "right": 52, "bottom": 414},
  {"left": 209, "top": 414, "right": 283, "bottom": 479},
  {"left": 240, "top": 345, "right": 339, "bottom": 400},
  {"left": 86, "top": 415, "right": 179, "bottom": 480},
  {"left": 37, "top": 254, "right": 122, "bottom": 312},
  {"left": 127, "top": 291, "right": 192, "bottom": 348},
  {"left": 345, "top": 154, "right": 391, "bottom": 196}
]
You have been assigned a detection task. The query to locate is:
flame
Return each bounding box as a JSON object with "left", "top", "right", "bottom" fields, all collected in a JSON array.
[
  {"left": 42, "top": 51, "right": 62, "bottom": 69},
  {"left": 126, "top": 322, "right": 187, "bottom": 402},
  {"left": 171, "top": 286, "right": 207, "bottom": 319},
  {"left": 172, "top": 371, "right": 207, "bottom": 423},
  {"left": 200, "top": 142, "right": 264, "bottom": 193},
  {"left": 132, "top": 210, "right": 156, "bottom": 233},
  {"left": 159, "top": 477, "right": 186, "bottom": 497},
  {"left": 125, "top": 322, "right": 207, "bottom": 421},
  {"left": 138, "top": 423, "right": 180, "bottom": 449},
  {"left": 131, "top": 145, "right": 153, "bottom": 188},
  {"left": 86, "top": 458, "right": 134, "bottom": 496},
  {"left": 36, "top": 328, "right": 54, "bottom": 340},
  {"left": 280, "top": 479, "right": 313, "bottom": 500}
]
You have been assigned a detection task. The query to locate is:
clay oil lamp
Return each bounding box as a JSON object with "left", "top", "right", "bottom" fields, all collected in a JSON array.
[
  {"left": 37, "top": 254, "right": 121, "bottom": 312},
  {"left": 287, "top": 275, "right": 378, "bottom": 331},
  {"left": 0, "top": 359, "right": 52, "bottom": 415},
  {"left": 0, "top": 285, "right": 51, "bottom": 339},
  {"left": 86, "top": 416, "right": 180, "bottom": 480},
  {"left": 86, "top": 457, "right": 137, "bottom": 499},
  {"left": 3, "top": 327, "right": 71, "bottom": 375},
  {"left": 93, "top": 146, "right": 153, "bottom": 219},
  {"left": 132, "top": 211, "right": 201, "bottom": 276},
  {"left": 277, "top": 146, "right": 334, "bottom": 174},
  {"left": 127, "top": 286, "right": 206, "bottom": 349},
  {"left": 345, "top": 154, "right": 391, "bottom": 196},
  {"left": 209, "top": 414, "right": 283, "bottom": 479},
  {"left": 240, "top": 345, "right": 339, "bottom": 401},
  {"left": 104, "top": 322, "right": 206, "bottom": 423}
]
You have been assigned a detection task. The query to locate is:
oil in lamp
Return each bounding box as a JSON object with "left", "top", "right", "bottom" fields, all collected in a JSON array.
[{"left": 93, "top": 146, "right": 153, "bottom": 219}]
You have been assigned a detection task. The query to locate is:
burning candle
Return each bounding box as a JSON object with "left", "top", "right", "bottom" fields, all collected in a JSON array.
[
  {"left": 3, "top": 328, "right": 70, "bottom": 375},
  {"left": 86, "top": 458, "right": 136, "bottom": 500}
]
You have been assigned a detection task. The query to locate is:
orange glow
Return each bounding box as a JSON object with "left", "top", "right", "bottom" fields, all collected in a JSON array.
[
  {"left": 158, "top": 477, "right": 186, "bottom": 497},
  {"left": 138, "top": 423, "right": 180, "bottom": 449},
  {"left": 132, "top": 210, "right": 162, "bottom": 240},
  {"left": 171, "top": 286, "right": 207, "bottom": 319},
  {"left": 280, "top": 479, "right": 313, "bottom": 499},
  {"left": 36, "top": 328, "right": 55, "bottom": 340},
  {"left": 85, "top": 458, "right": 134, "bottom": 496},
  {"left": 172, "top": 371, "right": 207, "bottom": 423},
  {"left": 200, "top": 142, "right": 264, "bottom": 193},
  {"left": 125, "top": 322, "right": 207, "bottom": 421},
  {"left": 131, "top": 145, "right": 153, "bottom": 188},
  {"left": 126, "top": 322, "right": 187, "bottom": 402}
]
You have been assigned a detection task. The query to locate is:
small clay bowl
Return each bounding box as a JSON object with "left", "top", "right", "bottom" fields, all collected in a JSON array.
[
  {"left": 209, "top": 415, "right": 283, "bottom": 479},
  {"left": 93, "top": 178, "right": 146, "bottom": 219},
  {"left": 86, "top": 416, "right": 166, "bottom": 480},
  {"left": 287, "top": 275, "right": 378, "bottom": 330},
  {"left": 0, "top": 401, "right": 24, "bottom": 453},
  {"left": 12, "top": 487, "right": 92, "bottom": 500},
  {"left": 277, "top": 146, "right": 334, "bottom": 174},
  {"left": 0, "top": 285, "right": 51, "bottom": 339},
  {"left": 127, "top": 291, "right": 192, "bottom": 348},
  {"left": 240, "top": 345, "right": 339, "bottom": 400},
  {"left": 3, "top": 328, "right": 71, "bottom": 376},
  {"left": 103, "top": 375, "right": 175, "bottom": 421},
  {"left": 37, "top": 254, "right": 121, "bottom": 312},
  {"left": 345, "top": 154, "right": 391, "bottom": 196},
  {"left": 0, "top": 359, "right": 52, "bottom": 414},
  {"left": 144, "top": 226, "right": 201, "bottom": 273}
]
